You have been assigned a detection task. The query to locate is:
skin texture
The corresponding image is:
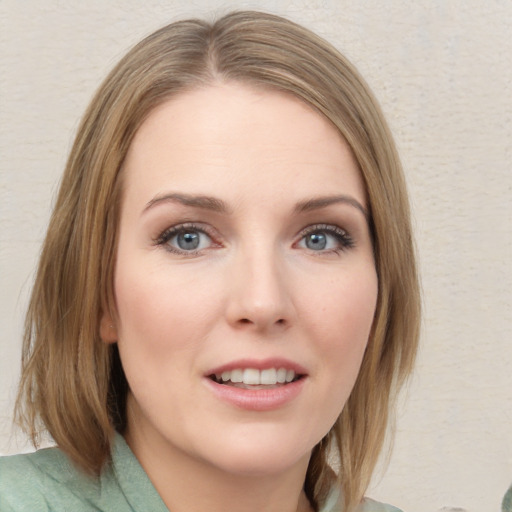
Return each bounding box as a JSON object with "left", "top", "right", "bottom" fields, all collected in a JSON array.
[{"left": 101, "top": 82, "right": 378, "bottom": 512}]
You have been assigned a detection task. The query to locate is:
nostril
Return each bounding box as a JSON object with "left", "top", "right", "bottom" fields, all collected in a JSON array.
[{"left": 236, "top": 317, "right": 286, "bottom": 327}]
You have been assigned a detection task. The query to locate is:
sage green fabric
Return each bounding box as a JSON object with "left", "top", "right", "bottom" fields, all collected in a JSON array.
[
  {"left": 0, "top": 434, "right": 167, "bottom": 512},
  {"left": 503, "top": 483, "right": 512, "bottom": 512},
  {"left": 0, "top": 434, "right": 401, "bottom": 512}
]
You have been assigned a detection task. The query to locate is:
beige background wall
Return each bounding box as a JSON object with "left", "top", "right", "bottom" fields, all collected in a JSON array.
[{"left": 1, "top": 1, "right": 510, "bottom": 511}]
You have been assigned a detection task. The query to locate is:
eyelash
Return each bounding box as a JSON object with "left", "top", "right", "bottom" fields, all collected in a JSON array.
[
  {"left": 155, "top": 223, "right": 218, "bottom": 256},
  {"left": 296, "top": 223, "right": 355, "bottom": 254},
  {"left": 154, "top": 222, "right": 355, "bottom": 256}
]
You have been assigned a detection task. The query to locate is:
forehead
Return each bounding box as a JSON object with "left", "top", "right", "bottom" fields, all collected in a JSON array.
[{"left": 122, "top": 82, "right": 366, "bottom": 208}]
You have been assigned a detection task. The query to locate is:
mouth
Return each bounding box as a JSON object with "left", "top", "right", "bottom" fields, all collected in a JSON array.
[
  {"left": 205, "top": 360, "right": 308, "bottom": 410},
  {"left": 208, "top": 368, "right": 305, "bottom": 390}
]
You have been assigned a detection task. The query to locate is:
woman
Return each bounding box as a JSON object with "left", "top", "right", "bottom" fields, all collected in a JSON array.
[{"left": 0, "top": 11, "right": 420, "bottom": 512}]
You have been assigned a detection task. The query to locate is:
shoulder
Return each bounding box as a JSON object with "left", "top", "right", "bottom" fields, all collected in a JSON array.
[
  {"left": 320, "top": 486, "right": 404, "bottom": 512},
  {"left": 0, "top": 446, "right": 107, "bottom": 511},
  {"left": 0, "top": 434, "right": 166, "bottom": 512},
  {"left": 0, "top": 447, "right": 60, "bottom": 511},
  {"left": 503, "top": 483, "right": 512, "bottom": 512},
  {"left": 358, "top": 497, "right": 404, "bottom": 512}
]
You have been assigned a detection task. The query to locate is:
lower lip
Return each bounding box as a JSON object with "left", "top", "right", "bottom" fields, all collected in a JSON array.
[{"left": 204, "top": 377, "right": 306, "bottom": 411}]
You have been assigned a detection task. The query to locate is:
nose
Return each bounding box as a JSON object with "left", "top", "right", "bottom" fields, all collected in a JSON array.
[{"left": 225, "top": 247, "right": 294, "bottom": 332}]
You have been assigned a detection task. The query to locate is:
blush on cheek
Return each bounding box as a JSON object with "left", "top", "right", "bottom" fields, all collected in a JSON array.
[
  {"left": 322, "top": 282, "right": 376, "bottom": 374},
  {"left": 115, "top": 275, "right": 212, "bottom": 363}
]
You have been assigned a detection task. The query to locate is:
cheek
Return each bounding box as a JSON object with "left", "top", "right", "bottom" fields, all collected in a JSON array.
[
  {"left": 115, "top": 257, "right": 217, "bottom": 340},
  {"left": 309, "top": 268, "right": 378, "bottom": 385},
  {"left": 311, "top": 266, "right": 377, "bottom": 336},
  {"left": 112, "top": 262, "right": 220, "bottom": 392},
  {"left": 112, "top": 263, "right": 217, "bottom": 420}
]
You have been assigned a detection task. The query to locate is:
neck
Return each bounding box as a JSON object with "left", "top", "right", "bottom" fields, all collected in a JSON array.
[{"left": 124, "top": 419, "right": 313, "bottom": 512}]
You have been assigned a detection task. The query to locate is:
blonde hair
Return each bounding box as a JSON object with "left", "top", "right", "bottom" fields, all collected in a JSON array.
[{"left": 15, "top": 11, "right": 420, "bottom": 512}]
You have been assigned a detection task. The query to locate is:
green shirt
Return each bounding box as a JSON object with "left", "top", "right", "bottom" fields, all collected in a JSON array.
[
  {"left": 0, "top": 434, "right": 402, "bottom": 512},
  {"left": 503, "top": 484, "right": 512, "bottom": 512}
]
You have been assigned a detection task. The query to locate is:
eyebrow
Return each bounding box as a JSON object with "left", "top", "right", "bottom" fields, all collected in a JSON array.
[
  {"left": 143, "top": 193, "right": 231, "bottom": 214},
  {"left": 294, "top": 195, "right": 369, "bottom": 219},
  {"left": 143, "top": 192, "right": 368, "bottom": 219}
]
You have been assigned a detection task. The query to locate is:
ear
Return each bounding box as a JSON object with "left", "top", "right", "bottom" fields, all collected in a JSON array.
[{"left": 100, "top": 309, "right": 118, "bottom": 344}]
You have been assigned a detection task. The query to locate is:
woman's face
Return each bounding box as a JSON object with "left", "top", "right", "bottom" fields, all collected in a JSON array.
[{"left": 106, "top": 82, "right": 377, "bottom": 477}]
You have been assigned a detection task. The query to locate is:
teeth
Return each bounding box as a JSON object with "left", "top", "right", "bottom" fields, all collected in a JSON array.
[
  {"left": 243, "top": 368, "right": 260, "bottom": 385},
  {"left": 260, "top": 368, "right": 277, "bottom": 385},
  {"left": 214, "top": 368, "right": 297, "bottom": 385},
  {"left": 231, "top": 369, "right": 243, "bottom": 383}
]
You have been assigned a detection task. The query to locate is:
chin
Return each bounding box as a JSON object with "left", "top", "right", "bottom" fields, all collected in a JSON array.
[
  {"left": 211, "top": 448, "right": 310, "bottom": 478},
  {"left": 195, "top": 426, "right": 316, "bottom": 477}
]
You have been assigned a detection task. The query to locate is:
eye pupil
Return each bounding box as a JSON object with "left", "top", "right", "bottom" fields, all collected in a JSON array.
[
  {"left": 177, "top": 232, "right": 200, "bottom": 250},
  {"left": 306, "top": 233, "right": 327, "bottom": 250}
]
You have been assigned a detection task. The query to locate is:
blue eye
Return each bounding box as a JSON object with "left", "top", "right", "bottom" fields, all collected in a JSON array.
[
  {"left": 174, "top": 231, "right": 202, "bottom": 250},
  {"left": 298, "top": 225, "right": 354, "bottom": 253},
  {"left": 304, "top": 232, "right": 328, "bottom": 250},
  {"left": 157, "top": 225, "right": 214, "bottom": 254}
]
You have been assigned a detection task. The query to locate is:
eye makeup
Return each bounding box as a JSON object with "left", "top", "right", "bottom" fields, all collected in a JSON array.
[
  {"left": 295, "top": 223, "right": 355, "bottom": 254},
  {"left": 154, "top": 222, "right": 221, "bottom": 256},
  {"left": 153, "top": 219, "right": 355, "bottom": 259}
]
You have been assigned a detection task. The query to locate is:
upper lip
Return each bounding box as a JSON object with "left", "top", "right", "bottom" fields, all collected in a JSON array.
[{"left": 205, "top": 358, "right": 308, "bottom": 377}]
